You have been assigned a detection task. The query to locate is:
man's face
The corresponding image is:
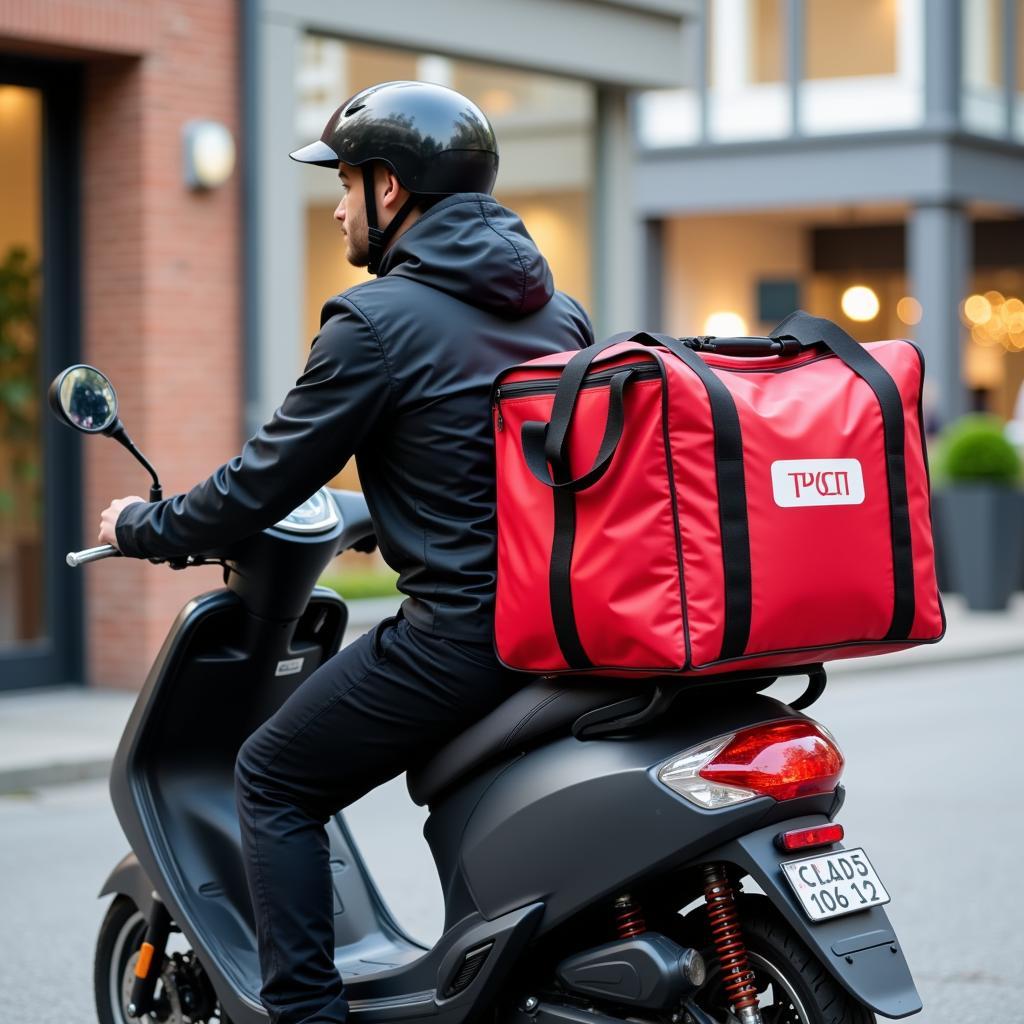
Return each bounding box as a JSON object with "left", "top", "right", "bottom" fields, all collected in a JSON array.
[{"left": 335, "top": 164, "right": 369, "bottom": 267}]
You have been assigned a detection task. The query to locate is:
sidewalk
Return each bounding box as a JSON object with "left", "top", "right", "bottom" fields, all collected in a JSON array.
[{"left": 1, "top": 594, "right": 1021, "bottom": 795}]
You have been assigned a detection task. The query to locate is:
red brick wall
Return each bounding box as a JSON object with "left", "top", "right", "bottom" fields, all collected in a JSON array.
[{"left": 2, "top": 2, "right": 243, "bottom": 688}]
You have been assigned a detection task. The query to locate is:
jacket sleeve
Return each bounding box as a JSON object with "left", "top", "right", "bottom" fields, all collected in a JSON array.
[{"left": 115, "top": 301, "right": 393, "bottom": 559}]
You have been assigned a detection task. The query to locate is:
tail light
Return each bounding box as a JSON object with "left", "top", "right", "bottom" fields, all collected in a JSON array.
[
  {"left": 657, "top": 719, "right": 844, "bottom": 809},
  {"left": 775, "top": 823, "right": 845, "bottom": 852}
]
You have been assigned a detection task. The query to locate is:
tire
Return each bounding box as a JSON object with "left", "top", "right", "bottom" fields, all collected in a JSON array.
[
  {"left": 94, "top": 896, "right": 150, "bottom": 1024},
  {"left": 93, "top": 895, "right": 230, "bottom": 1024},
  {"left": 686, "top": 896, "right": 875, "bottom": 1024}
]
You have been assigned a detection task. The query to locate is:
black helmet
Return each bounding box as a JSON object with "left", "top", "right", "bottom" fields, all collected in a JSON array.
[{"left": 290, "top": 81, "right": 499, "bottom": 273}]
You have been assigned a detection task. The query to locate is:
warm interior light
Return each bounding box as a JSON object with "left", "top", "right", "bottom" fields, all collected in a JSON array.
[
  {"left": 703, "top": 311, "right": 748, "bottom": 337},
  {"left": 840, "top": 285, "right": 879, "bottom": 322},
  {"left": 479, "top": 88, "right": 518, "bottom": 117},
  {"left": 963, "top": 294, "right": 993, "bottom": 325},
  {"left": 896, "top": 296, "right": 922, "bottom": 326}
]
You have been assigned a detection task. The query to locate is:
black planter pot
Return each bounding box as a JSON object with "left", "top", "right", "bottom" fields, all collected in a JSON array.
[
  {"left": 935, "top": 484, "right": 1024, "bottom": 611},
  {"left": 930, "top": 489, "right": 951, "bottom": 593}
]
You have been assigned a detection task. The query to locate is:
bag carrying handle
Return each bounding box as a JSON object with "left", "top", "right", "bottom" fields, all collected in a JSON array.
[
  {"left": 683, "top": 335, "right": 807, "bottom": 357},
  {"left": 520, "top": 331, "right": 690, "bottom": 490},
  {"left": 521, "top": 367, "right": 636, "bottom": 491}
]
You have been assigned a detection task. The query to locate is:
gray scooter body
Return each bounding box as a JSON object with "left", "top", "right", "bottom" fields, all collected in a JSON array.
[{"left": 99, "top": 491, "right": 921, "bottom": 1023}]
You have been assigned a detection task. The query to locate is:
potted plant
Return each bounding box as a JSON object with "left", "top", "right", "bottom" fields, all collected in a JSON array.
[{"left": 932, "top": 414, "right": 1024, "bottom": 611}]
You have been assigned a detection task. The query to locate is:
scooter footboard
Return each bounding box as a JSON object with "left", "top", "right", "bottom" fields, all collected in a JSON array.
[{"left": 700, "top": 816, "right": 922, "bottom": 1020}]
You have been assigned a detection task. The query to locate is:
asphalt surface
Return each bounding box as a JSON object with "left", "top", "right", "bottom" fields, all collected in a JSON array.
[{"left": 0, "top": 656, "right": 1020, "bottom": 1024}]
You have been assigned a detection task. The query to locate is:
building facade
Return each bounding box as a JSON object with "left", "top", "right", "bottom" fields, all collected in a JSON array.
[
  {"left": 0, "top": 0, "right": 243, "bottom": 690},
  {"left": 0, "top": 0, "right": 693, "bottom": 690},
  {"left": 636, "top": 0, "right": 1024, "bottom": 425}
]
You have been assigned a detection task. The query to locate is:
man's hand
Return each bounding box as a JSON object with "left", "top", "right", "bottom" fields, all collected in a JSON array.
[{"left": 99, "top": 496, "right": 146, "bottom": 549}]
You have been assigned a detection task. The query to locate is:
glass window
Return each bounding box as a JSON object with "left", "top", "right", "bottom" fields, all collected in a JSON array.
[
  {"left": 962, "top": 0, "right": 1007, "bottom": 137},
  {"left": 636, "top": 20, "right": 703, "bottom": 148},
  {"left": 962, "top": 271, "right": 1024, "bottom": 419},
  {"left": 800, "top": 0, "right": 924, "bottom": 134},
  {"left": 805, "top": 0, "right": 898, "bottom": 80},
  {"left": 0, "top": 85, "right": 45, "bottom": 648},
  {"left": 708, "top": 0, "right": 790, "bottom": 141}
]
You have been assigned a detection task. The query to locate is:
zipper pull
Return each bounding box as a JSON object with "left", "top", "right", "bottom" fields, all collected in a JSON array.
[{"left": 494, "top": 387, "right": 504, "bottom": 431}]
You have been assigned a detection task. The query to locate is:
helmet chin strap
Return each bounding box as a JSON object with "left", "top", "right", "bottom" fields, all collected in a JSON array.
[{"left": 363, "top": 164, "right": 419, "bottom": 275}]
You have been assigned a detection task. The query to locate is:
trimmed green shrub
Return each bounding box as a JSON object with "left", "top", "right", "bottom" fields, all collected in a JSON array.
[
  {"left": 933, "top": 414, "right": 1022, "bottom": 486},
  {"left": 318, "top": 567, "right": 400, "bottom": 600}
]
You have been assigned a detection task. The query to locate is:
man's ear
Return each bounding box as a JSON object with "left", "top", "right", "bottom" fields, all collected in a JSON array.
[{"left": 377, "top": 165, "right": 406, "bottom": 210}]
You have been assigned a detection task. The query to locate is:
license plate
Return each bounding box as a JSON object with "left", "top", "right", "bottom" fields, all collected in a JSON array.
[{"left": 781, "top": 847, "right": 890, "bottom": 922}]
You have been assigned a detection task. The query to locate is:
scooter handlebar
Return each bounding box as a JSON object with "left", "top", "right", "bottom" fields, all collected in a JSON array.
[{"left": 66, "top": 544, "right": 122, "bottom": 567}]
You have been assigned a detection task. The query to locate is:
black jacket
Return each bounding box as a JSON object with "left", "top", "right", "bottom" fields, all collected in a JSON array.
[{"left": 116, "top": 193, "right": 593, "bottom": 641}]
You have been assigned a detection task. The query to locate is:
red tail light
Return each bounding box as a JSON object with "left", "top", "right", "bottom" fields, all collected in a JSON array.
[
  {"left": 776, "top": 823, "right": 845, "bottom": 852},
  {"left": 698, "top": 719, "right": 844, "bottom": 802}
]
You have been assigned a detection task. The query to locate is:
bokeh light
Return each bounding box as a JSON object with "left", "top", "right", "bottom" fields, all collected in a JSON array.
[
  {"left": 841, "top": 285, "right": 880, "bottom": 322},
  {"left": 962, "top": 293, "right": 992, "bottom": 325},
  {"left": 896, "top": 296, "right": 922, "bottom": 325},
  {"left": 703, "top": 311, "right": 748, "bottom": 337},
  {"left": 965, "top": 291, "right": 1024, "bottom": 352}
]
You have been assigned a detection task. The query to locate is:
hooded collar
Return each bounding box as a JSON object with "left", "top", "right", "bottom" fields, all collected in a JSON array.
[{"left": 377, "top": 194, "right": 554, "bottom": 319}]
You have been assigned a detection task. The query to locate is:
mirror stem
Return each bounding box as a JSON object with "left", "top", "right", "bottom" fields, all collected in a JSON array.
[{"left": 107, "top": 421, "right": 163, "bottom": 501}]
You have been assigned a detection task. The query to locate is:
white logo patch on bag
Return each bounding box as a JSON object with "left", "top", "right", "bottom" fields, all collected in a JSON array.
[{"left": 771, "top": 459, "right": 865, "bottom": 508}]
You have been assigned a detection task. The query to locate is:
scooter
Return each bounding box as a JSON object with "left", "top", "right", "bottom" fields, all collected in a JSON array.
[{"left": 51, "top": 364, "right": 922, "bottom": 1024}]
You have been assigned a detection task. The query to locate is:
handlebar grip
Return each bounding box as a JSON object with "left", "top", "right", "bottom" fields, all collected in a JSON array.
[{"left": 66, "top": 545, "right": 121, "bottom": 567}]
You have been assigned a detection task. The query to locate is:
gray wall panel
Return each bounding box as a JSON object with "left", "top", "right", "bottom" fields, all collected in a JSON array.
[
  {"left": 252, "top": 16, "right": 305, "bottom": 430},
  {"left": 909, "top": 203, "right": 971, "bottom": 420}
]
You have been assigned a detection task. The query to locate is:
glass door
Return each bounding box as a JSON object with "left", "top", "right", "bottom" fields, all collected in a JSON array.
[
  {"left": 0, "top": 57, "right": 81, "bottom": 690},
  {"left": 0, "top": 84, "right": 44, "bottom": 653}
]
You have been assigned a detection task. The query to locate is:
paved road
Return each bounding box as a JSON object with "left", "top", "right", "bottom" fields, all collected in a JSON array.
[{"left": 1, "top": 656, "right": 1021, "bottom": 1023}]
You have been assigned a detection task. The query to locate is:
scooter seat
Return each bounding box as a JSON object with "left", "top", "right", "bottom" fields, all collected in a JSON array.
[{"left": 407, "top": 678, "right": 640, "bottom": 806}]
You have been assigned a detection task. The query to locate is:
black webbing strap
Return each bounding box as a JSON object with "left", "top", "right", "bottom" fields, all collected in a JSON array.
[
  {"left": 772, "top": 310, "right": 915, "bottom": 640},
  {"left": 521, "top": 331, "right": 752, "bottom": 668},
  {"left": 523, "top": 369, "right": 636, "bottom": 669},
  {"left": 363, "top": 164, "right": 419, "bottom": 275}
]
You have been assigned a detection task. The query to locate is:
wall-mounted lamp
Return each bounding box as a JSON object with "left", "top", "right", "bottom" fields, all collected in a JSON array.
[{"left": 183, "top": 119, "right": 236, "bottom": 191}]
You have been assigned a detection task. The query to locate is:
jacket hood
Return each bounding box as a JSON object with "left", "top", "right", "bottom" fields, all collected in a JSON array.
[{"left": 377, "top": 194, "right": 554, "bottom": 319}]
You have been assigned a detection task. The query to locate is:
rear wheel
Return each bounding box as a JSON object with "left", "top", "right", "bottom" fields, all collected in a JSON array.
[
  {"left": 94, "top": 895, "right": 230, "bottom": 1024},
  {"left": 688, "top": 899, "right": 875, "bottom": 1024}
]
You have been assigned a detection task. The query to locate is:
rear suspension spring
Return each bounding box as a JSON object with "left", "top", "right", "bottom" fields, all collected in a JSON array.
[
  {"left": 613, "top": 893, "right": 647, "bottom": 939},
  {"left": 703, "top": 864, "right": 762, "bottom": 1024}
]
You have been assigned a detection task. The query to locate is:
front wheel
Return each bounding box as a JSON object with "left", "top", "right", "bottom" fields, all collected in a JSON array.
[
  {"left": 94, "top": 895, "right": 229, "bottom": 1024},
  {"left": 688, "top": 898, "right": 875, "bottom": 1024}
]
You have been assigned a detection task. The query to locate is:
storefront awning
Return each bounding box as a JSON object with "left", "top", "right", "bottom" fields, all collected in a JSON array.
[{"left": 261, "top": 0, "right": 696, "bottom": 89}]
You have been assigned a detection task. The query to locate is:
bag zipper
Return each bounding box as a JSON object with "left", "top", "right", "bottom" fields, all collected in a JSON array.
[
  {"left": 492, "top": 352, "right": 835, "bottom": 431},
  {"left": 493, "top": 361, "right": 661, "bottom": 431}
]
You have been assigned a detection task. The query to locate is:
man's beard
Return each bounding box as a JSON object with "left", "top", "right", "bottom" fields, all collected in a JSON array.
[{"left": 346, "top": 235, "right": 370, "bottom": 268}]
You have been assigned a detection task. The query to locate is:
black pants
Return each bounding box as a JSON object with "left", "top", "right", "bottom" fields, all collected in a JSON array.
[{"left": 234, "top": 614, "right": 516, "bottom": 1024}]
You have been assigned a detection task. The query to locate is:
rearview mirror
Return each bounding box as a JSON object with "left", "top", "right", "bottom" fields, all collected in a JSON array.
[
  {"left": 48, "top": 364, "right": 119, "bottom": 435},
  {"left": 46, "top": 363, "right": 164, "bottom": 501}
]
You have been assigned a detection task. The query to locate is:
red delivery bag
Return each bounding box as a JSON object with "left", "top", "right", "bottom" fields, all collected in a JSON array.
[{"left": 493, "top": 310, "right": 944, "bottom": 677}]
